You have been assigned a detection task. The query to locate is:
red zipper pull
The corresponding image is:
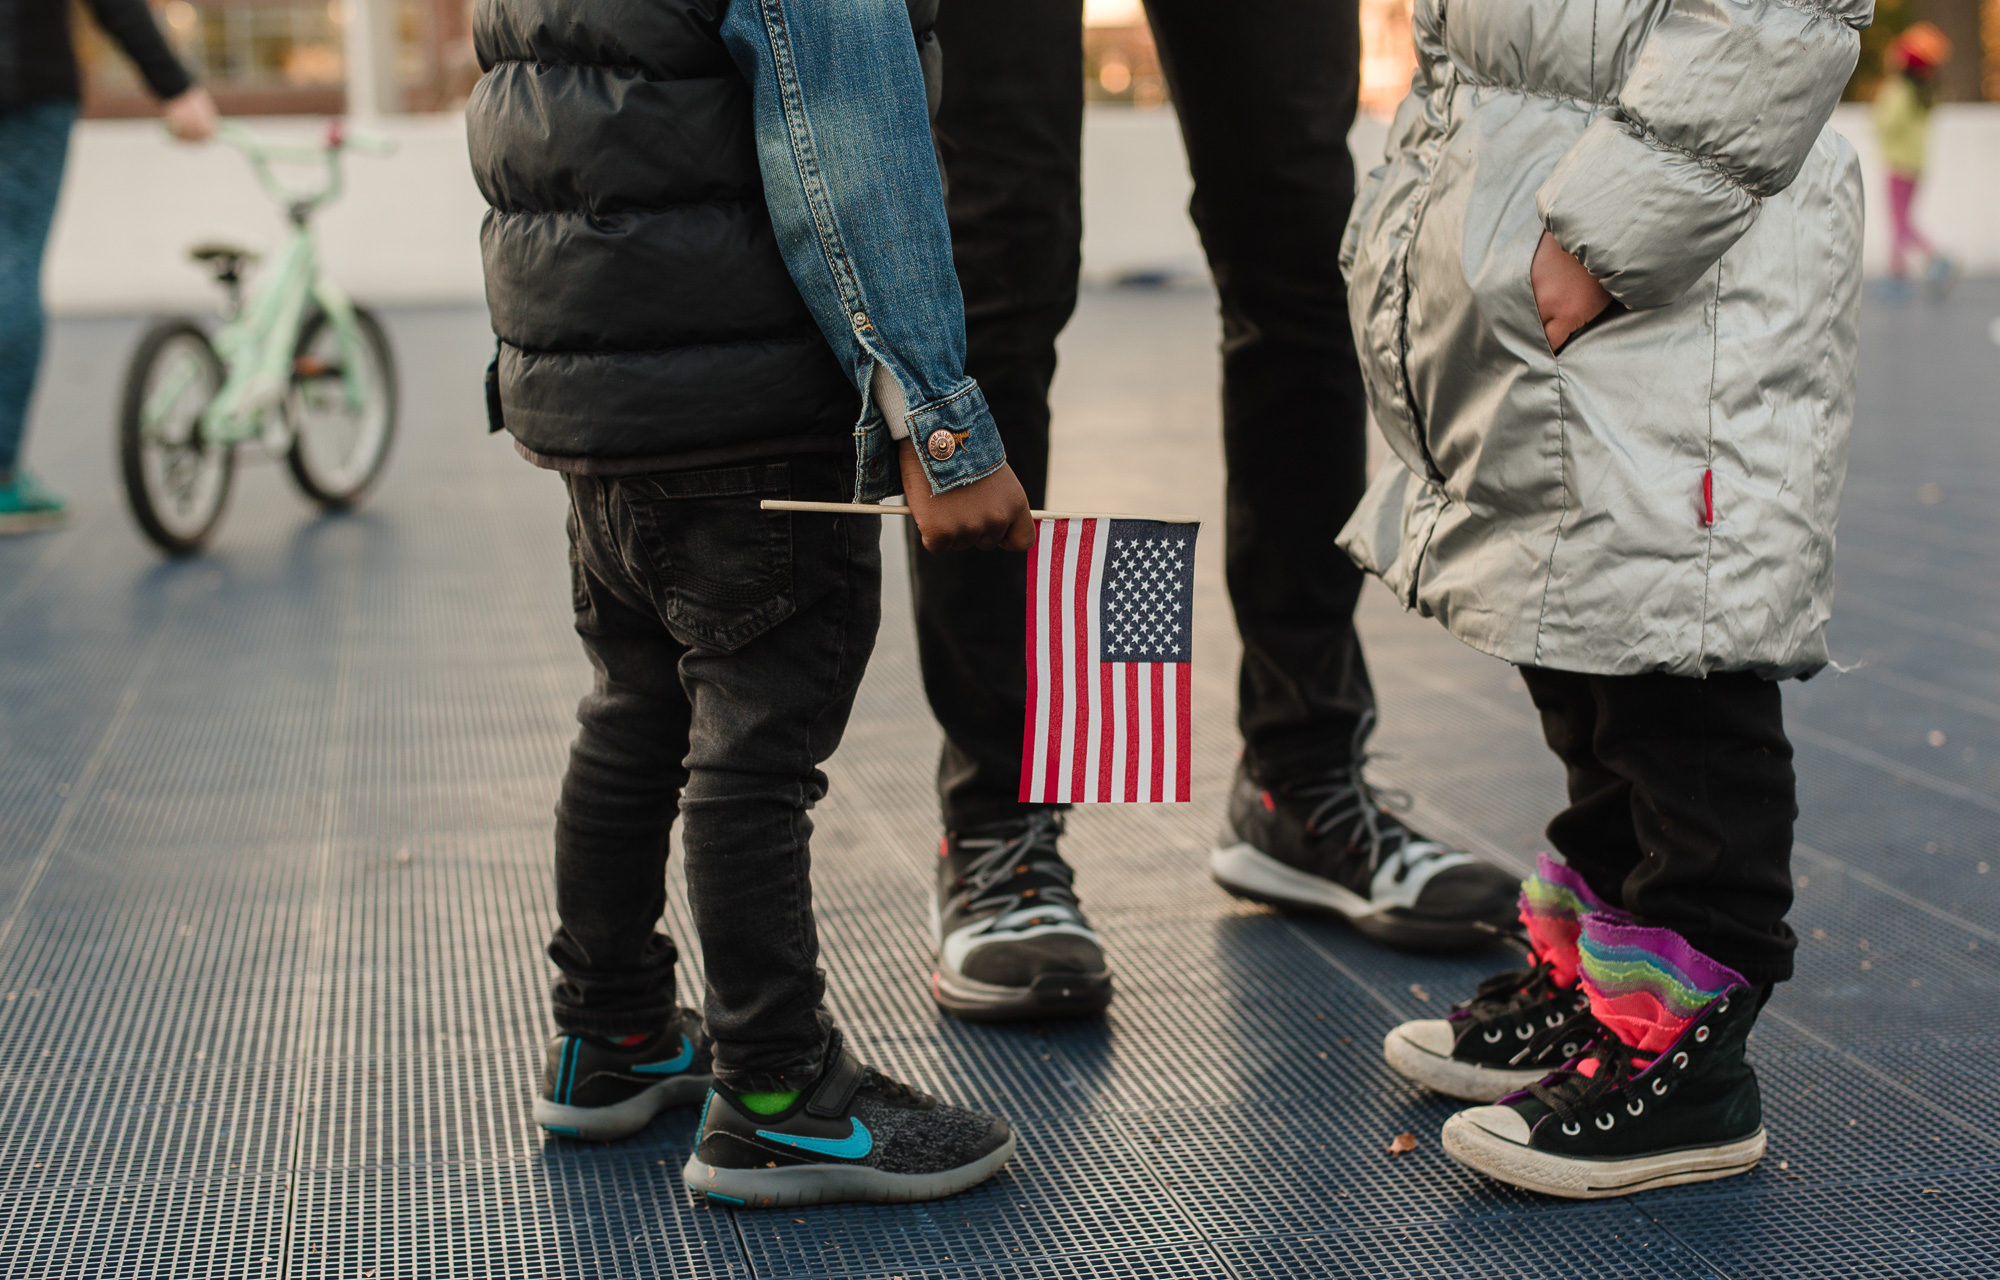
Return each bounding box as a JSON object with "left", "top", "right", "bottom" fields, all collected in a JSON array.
[{"left": 1701, "top": 468, "right": 1714, "bottom": 527}]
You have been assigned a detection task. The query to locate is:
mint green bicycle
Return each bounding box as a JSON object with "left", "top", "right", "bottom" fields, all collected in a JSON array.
[{"left": 119, "top": 120, "right": 399, "bottom": 555}]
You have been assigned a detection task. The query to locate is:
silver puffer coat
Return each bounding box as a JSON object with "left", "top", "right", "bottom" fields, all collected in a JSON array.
[{"left": 1339, "top": 0, "right": 1871, "bottom": 679}]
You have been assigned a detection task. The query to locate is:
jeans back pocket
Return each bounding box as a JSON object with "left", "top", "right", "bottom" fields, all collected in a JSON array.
[{"left": 615, "top": 463, "right": 796, "bottom": 653}]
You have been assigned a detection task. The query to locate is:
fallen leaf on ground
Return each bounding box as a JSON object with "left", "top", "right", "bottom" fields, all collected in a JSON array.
[{"left": 1387, "top": 1133, "right": 1417, "bottom": 1156}]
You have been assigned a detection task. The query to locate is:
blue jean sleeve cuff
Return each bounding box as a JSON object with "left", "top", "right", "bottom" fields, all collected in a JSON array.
[{"left": 903, "top": 381, "right": 1008, "bottom": 493}]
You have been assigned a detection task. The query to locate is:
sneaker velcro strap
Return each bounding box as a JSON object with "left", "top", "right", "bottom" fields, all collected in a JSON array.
[{"left": 806, "top": 1035, "right": 865, "bottom": 1118}]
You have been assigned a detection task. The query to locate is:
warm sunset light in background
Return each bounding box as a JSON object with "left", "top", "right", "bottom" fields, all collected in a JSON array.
[{"left": 1083, "top": 0, "right": 1418, "bottom": 116}]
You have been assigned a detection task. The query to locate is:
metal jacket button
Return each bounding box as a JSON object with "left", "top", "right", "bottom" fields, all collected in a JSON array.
[{"left": 926, "top": 429, "right": 956, "bottom": 462}]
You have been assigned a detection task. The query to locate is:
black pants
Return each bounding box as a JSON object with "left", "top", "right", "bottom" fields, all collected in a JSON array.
[
  {"left": 549, "top": 457, "right": 880, "bottom": 1092},
  {"left": 911, "top": 0, "right": 1374, "bottom": 827},
  {"left": 1519, "top": 668, "right": 1799, "bottom": 985}
]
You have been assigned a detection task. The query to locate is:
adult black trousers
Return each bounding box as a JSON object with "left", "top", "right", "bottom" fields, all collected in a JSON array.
[
  {"left": 1518, "top": 667, "right": 1800, "bottom": 986},
  {"left": 915, "top": 0, "right": 1375, "bottom": 828}
]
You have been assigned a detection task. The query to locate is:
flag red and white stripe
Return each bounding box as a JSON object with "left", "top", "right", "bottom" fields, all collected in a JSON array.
[{"left": 1019, "top": 517, "right": 1197, "bottom": 804}]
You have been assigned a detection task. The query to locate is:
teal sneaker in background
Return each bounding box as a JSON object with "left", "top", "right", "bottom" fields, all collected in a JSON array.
[{"left": 0, "top": 470, "right": 68, "bottom": 534}]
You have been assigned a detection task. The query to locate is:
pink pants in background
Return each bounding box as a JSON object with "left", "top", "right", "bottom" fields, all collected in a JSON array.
[{"left": 1888, "top": 171, "right": 1932, "bottom": 277}]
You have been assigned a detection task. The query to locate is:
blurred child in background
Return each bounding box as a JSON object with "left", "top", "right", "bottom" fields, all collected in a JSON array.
[{"left": 1872, "top": 21, "right": 1954, "bottom": 298}]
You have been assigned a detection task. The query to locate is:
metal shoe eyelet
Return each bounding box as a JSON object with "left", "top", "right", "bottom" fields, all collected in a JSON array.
[
  {"left": 1627, "top": 1098, "right": 1644, "bottom": 1116},
  {"left": 1562, "top": 1121, "right": 1581, "bottom": 1136},
  {"left": 1595, "top": 1113, "right": 1615, "bottom": 1130},
  {"left": 1484, "top": 1028, "right": 1503, "bottom": 1043},
  {"left": 1717, "top": 998, "right": 1730, "bottom": 1014},
  {"left": 1515, "top": 1024, "right": 1535, "bottom": 1039},
  {"left": 1695, "top": 1026, "right": 1711, "bottom": 1043},
  {"left": 1652, "top": 1078, "right": 1669, "bottom": 1096},
  {"left": 1673, "top": 1051, "right": 1690, "bottom": 1070},
  {"left": 1561, "top": 1042, "right": 1578, "bottom": 1057},
  {"left": 1546, "top": 1013, "right": 1563, "bottom": 1028}
]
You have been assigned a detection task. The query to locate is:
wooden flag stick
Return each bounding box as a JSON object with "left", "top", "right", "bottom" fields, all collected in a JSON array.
[{"left": 760, "top": 500, "right": 1200, "bottom": 524}]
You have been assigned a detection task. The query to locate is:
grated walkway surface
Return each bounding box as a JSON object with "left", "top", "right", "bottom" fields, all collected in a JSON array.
[{"left": 3, "top": 284, "right": 1998, "bottom": 1278}]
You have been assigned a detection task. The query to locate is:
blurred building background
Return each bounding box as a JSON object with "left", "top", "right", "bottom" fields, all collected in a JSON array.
[
  {"left": 46, "top": 0, "right": 2000, "bottom": 317},
  {"left": 71, "top": 0, "right": 2000, "bottom": 120}
]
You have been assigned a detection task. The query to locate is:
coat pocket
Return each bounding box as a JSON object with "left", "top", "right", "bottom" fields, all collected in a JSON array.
[{"left": 616, "top": 463, "right": 796, "bottom": 653}]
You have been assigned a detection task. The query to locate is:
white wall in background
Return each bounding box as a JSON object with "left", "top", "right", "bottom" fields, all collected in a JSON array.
[
  {"left": 46, "top": 114, "right": 488, "bottom": 315},
  {"left": 1830, "top": 103, "right": 2000, "bottom": 277},
  {"left": 44, "top": 104, "right": 2000, "bottom": 315}
]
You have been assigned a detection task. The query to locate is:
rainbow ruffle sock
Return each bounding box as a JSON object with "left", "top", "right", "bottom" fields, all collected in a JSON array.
[
  {"left": 1517, "top": 853, "right": 1628, "bottom": 988},
  {"left": 1577, "top": 917, "right": 1746, "bottom": 1055}
]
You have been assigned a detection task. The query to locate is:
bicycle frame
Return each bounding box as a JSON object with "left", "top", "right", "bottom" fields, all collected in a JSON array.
[{"left": 138, "top": 122, "right": 390, "bottom": 451}]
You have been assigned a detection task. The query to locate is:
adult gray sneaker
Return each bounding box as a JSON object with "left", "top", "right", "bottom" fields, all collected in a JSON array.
[{"left": 1210, "top": 758, "right": 1519, "bottom": 952}]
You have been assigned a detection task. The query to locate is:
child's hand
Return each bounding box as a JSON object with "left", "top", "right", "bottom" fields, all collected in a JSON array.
[
  {"left": 1531, "top": 230, "right": 1613, "bottom": 354},
  {"left": 899, "top": 439, "right": 1035, "bottom": 553}
]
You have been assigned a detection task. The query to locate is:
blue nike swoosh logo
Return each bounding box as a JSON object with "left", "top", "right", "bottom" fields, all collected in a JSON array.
[
  {"left": 754, "top": 1118, "right": 873, "bottom": 1160},
  {"left": 633, "top": 1036, "right": 696, "bottom": 1075}
]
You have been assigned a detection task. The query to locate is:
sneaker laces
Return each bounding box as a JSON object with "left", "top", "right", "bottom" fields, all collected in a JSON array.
[
  {"left": 1457, "top": 955, "right": 1561, "bottom": 1014},
  {"left": 1453, "top": 954, "right": 1602, "bottom": 1067},
  {"left": 1287, "top": 710, "right": 1455, "bottom": 884},
  {"left": 1525, "top": 1032, "right": 1650, "bottom": 1128},
  {"left": 953, "top": 811, "right": 1084, "bottom": 929}
]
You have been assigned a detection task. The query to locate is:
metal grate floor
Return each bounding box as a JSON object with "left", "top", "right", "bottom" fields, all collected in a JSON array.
[{"left": 3, "top": 283, "right": 1998, "bottom": 1278}]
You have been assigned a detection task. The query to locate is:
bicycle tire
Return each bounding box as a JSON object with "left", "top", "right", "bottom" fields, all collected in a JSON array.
[
  {"left": 286, "top": 306, "right": 398, "bottom": 509},
  {"left": 118, "top": 317, "right": 234, "bottom": 556}
]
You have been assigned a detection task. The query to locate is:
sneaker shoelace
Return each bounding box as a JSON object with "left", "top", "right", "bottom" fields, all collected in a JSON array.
[
  {"left": 953, "top": 811, "right": 1085, "bottom": 930},
  {"left": 1456, "top": 955, "right": 1603, "bottom": 1067},
  {"left": 1525, "top": 1032, "right": 1653, "bottom": 1129},
  {"left": 1458, "top": 955, "right": 1562, "bottom": 1014},
  {"left": 1287, "top": 710, "right": 1455, "bottom": 885}
]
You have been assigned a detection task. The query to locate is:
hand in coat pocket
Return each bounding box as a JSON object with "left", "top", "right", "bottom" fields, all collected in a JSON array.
[{"left": 1532, "top": 230, "right": 1613, "bottom": 354}]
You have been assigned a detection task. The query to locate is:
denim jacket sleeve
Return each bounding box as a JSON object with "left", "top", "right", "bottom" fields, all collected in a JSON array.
[{"left": 721, "top": 0, "right": 1006, "bottom": 502}]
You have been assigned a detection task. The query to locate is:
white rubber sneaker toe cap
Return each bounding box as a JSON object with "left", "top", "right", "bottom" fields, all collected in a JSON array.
[{"left": 1456, "top": 1104, "right": 1532, "bottom": 1145}]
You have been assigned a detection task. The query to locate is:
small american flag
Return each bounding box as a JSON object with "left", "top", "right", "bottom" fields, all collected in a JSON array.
[{"left": 1020, "top": 518, "right": 1198, "bottom": 804}]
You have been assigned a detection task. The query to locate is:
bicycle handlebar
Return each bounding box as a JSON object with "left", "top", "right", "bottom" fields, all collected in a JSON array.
[{"left": 200, "top": 119, "right": 398, "bottom": 218}]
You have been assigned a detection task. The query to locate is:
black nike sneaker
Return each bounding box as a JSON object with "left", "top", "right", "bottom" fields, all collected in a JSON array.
[
  {"left": 1442, "top": 987, "right": 1766, "bottom": 1198},
  {"left": 1384, "top": 953, "right": 1601, "bottom": 1101},
  {"left": 683, "top": 1030, "right": 1016, "bottom": 1208},
  {"left": 1208, "top": 756, "right": 1519, "bottom": 951},
  {"left": 533, "top": 1007, "right": 713, "bottom": 1140},
  {"left": 930, "top": 811, "right": 1112, "bottom": 1021}
]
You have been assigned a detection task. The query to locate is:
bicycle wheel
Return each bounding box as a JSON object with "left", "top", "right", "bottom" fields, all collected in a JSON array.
[
  {"left": 286, "top": 306, "right": 398, "bottom": 509},
  {"left": 119, "top": 318, "right": 234, "bottom": 556}
]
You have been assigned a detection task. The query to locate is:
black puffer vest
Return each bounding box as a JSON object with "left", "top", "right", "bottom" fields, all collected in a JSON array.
[{"left": 468, "top": 0, "right": 941, "bottom": 470}]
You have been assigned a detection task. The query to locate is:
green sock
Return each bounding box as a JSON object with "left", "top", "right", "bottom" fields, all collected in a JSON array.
[{"left": 737, "top": 1090, "right": 800, "bottom": 1115}]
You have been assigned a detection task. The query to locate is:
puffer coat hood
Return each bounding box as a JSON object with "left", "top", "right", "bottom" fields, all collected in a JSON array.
[
  {"left": 467, "top": 0, "right": 941, "bottom": 468},
  {"left": 1338, "top": 0, "right": 1871, "bottom": 679}
]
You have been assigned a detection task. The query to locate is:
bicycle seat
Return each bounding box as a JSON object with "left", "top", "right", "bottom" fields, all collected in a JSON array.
[{"left": 189, "top": 243, "right": 259, "bottom": 266}]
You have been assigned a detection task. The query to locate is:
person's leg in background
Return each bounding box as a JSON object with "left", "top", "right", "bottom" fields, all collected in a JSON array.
[
  {"left": 1439, "top": 667, "right": 1794, "bottom": 1198},
  {"left": 1887, "top": 171, "right": 1926, "bottom": 279},
  {"left": 918, "top": 0, "right": 1112, "bottom": 1022},
  {"left": 915, "top": 0, "right": 1081, "bottom": 830},
  {"left": 1150, "top": 0, "right": 1521, "bottom": 946},
  {"left": 0, "top": 101, "right": 79, "bottom": 530}
]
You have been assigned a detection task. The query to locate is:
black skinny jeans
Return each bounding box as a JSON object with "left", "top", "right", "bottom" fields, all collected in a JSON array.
[
  {"left": 1519, "top": 668, "right": 1799, "bottom": 985},
  {"left": 549, "top": 457, "right": 879, "bottom": 1092},
  {"left": 912, "top": 0, "right": 1375, "bottom": 827}
]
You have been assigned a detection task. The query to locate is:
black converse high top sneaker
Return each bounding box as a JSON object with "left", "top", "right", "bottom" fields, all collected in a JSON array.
[
  {"left": 1441, "top": 986, "right": 1767, "bottom": 1198},
  {"left": 1384, "top": 954, "right": 1602, "bottom": 1101}
]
